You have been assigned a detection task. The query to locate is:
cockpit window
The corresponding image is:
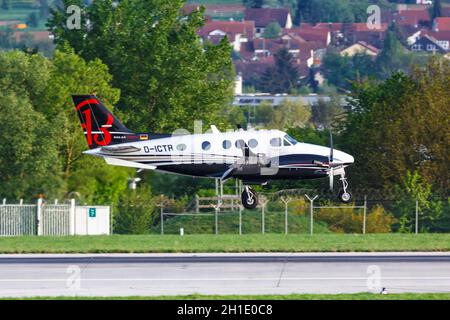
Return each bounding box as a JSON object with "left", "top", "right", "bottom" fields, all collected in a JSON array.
[{"left": 284, "top": 134, "right": 298, "bottom": 146}]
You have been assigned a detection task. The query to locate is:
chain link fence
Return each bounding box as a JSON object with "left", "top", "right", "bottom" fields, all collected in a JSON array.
[{"left": 148, "top": 188, "right": 449, "bottom": 235}]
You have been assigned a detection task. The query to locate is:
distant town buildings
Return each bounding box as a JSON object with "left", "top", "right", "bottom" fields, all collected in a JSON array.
[{"left": 192, "top": 4, "right": 450, "bottom": 93}]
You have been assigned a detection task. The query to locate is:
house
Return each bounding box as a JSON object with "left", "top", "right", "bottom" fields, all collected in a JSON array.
[
  {"left": 12, "top": 31, "right": 54, "bottom": 42},
  {"left": 252, "top": 36, "right": 315, "bottom": 67},
  {"left": 409, "top": 34, "right": 448, "bottom": 53},
  {"left": 433, "top": 17, "right": 450, "bottom": 32},
  {"left": 340, "top": 41, "right": 380, "bottom": 57},
  {"left": 348, "top": 23, "right": 388, "bottom": 48},
  {"left": 198, "top": 21, "right": 255, "bottom": 52},
  {"left": 395, "top": 9, "right": 431, "bottom": 28},
  {"left": 244, "top": 8, "right": 292, "bottom": 37},
  {"left": 422, "top": 30, "right": 450, "bottom": 50},
  {"left": 284, "top": 27, "right": 331, "bottom": 47}
]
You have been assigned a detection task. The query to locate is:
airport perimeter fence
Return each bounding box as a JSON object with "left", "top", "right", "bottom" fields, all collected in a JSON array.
[
  {"left": 155, "top": 189, "right": 449, "bottom": 236},
  {"left": 0, "top": 199, "right": 111, "bottom": 236}
]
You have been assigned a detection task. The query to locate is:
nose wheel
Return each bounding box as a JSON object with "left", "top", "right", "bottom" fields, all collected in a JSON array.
[
  {"left": 338, "top": 174, "right": 352, "bottom": 203},
  {"left": 241, "top": 186, "right": 258, "bottom": 209}
]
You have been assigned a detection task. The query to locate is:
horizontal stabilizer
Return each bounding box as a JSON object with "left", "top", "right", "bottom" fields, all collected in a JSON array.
[{"left": 104, "top": 157, "right": 157, "bottom": 170}]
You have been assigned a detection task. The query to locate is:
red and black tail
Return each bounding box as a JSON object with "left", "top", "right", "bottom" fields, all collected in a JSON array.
[{"left": 72, "top": 95, "right": 136, "bottom": 149}]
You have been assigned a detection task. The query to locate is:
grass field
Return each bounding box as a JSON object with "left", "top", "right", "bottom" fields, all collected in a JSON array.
[
  {"left": 1, "top": 234, "right": 450, "bottom": 253},
  {"left": 4, "top": 293, "right": 450, "bottom": 300}
]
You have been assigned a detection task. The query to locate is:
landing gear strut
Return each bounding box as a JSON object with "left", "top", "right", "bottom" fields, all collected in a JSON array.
[
  {"left": 241, "top": 186, "right": 258, "bottom": 209},
  {"left": 338, "top": 174, "right": 352, "bottom": 203}
]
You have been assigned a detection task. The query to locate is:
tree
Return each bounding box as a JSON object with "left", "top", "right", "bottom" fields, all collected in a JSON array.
[
  {"left": 339, "top": 57, "right": 450, "bottom": 193},
  {"left": 0, "top": 49, "right": 130, "bottom": 203},
  {"left": 263, "top": 22, "right": 282, "bottom": 39},
  {"left": 392, "top": 171, "right": 447, "bottom": 233},
  {"left": 254, "top": 101, "right": 274, "bottom": 125},
  {"left": 26, "top": 12, "right": 39, "bottom": 28},
  {"left": 322, "top": 50, "right": 375, "bottom": 90},
  {"left": 375, "top": 25, "right": 412, "bottom": 79},
  {"left": 0, "top": 91, "right": 63, "bottom": 200},
  {"left": 432, "top": 0, "right": 443, "bottom": 20},
  {"left": 48, "top": 0, "right": 235, "bottom": 133},
  {"left": 311, "top": 96, "right": 343, "bottom": 129},
  {"left": 114, "top": 186, "right": 155, "bottom": 234},
  {"left": 260, "top": 48, "right": 300, "bottom": 93},
  {"left": 268, "top": 99, "right": 311, "bottom": 129}
]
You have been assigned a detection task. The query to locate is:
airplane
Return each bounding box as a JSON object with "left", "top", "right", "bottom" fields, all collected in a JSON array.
[{"left": 72, "top": 95, "right": 355, "bottom": 209}]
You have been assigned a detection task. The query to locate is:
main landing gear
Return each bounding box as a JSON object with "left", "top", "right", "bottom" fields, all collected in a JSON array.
[
  {"left": 241, "top": 186, "right": 258, "bottom": 209},
  {"left": 338, "top": 174, "right": 352, "bottom": 203}
]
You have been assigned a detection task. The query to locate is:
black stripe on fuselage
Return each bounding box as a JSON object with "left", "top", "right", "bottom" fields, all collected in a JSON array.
[{"left": 108, "top": 154, "right": 331, "bottom": 180}]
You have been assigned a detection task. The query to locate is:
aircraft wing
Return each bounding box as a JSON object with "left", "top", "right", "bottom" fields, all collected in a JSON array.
[{"left": 104, "top": 157, "right": 157, "bottom": 170}]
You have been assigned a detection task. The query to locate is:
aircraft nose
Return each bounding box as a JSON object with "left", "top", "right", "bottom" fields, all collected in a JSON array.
[{"left": 334, "top": 150, "right": 354, "bottom": 165}]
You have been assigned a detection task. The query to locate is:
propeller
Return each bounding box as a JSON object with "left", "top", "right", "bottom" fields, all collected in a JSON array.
[{"left": 329, "top": 129, "right": 334, "bottom": 191}]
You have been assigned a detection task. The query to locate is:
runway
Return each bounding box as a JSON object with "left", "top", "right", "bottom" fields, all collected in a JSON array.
[{"left": 1, "top": 253, "right": 450, "bottom": 297}]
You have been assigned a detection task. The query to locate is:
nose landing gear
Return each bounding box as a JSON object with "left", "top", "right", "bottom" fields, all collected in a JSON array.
[
  {"left": 241, "top": 186, "right": 258, "bottom": 209},
  {"left": 338, "top": 174, "right": 352, "bottom": 203}
]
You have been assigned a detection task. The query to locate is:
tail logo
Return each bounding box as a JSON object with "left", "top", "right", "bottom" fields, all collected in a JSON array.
[{"left": 77, "top": 99, "right": 113, "bottom": 147}]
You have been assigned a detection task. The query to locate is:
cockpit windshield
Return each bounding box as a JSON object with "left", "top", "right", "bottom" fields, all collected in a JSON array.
[{"left": 283, "top": 134, "right": 298, "bottom": 146}]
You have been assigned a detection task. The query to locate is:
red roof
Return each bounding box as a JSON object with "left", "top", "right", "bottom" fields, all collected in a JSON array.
[
  {"left": 13, "top": 31, "right": 52, "bottom": 42},
  {"left": 198, "top": 20, "right": 255, "bottom": 41},
  {"left": 435, "top": 17, "right": 450, "bottom": 31},
  {"left": 352, "top": 23, "right": 388, "bottom": 32},
  {"left": 284, "top": 27, "right": 329, "bottom": 47},
  {"left": 397, "top": 9, "right": 430, "bottom": 26},
  {"left": 310, "top": 23, "right": 344, "bottom": 32},
  {"left": 356, "top": 41, "right": 380, "bottom": 54},
  {"left": 423, "top": 30, "right": 450, "bottom": 41},
  {"left": 244, "top": 8, "right": 290, "bottom": 28}
]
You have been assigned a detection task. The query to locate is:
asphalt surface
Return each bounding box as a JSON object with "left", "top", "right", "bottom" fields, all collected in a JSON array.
[{"left": 0, "top": 253, "right": 450, "bottom": 297}]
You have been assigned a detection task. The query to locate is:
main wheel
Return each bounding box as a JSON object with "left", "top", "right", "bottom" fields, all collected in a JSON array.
[
  {"left": 241, "top": 188, "right": 258, "bottom": 210},
  {"left": 338, "top": 190, "right": 352, "bottom": 203}
]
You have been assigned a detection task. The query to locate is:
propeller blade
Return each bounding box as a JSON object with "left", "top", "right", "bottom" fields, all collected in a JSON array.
[
  {"left": 329, "top": 167, "right": 334, "bottom": 190},
  {"left": 329, "top": 129, "right": 334, "bottom": 163}
]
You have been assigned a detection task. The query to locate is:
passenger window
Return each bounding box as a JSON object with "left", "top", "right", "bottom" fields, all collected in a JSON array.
[
  {"left": 202, "top": 141, "right": 211, "bottom": 151},
  {"left": 223, "top": 140, "right": 232, "bottom": 149},
  {"left": 248, "top": 139, "right": 258, "bottom": 148},
  {"left": 235, "top": 139, "right": 245, "bottom": 149},
  {"left": 270, "top": 137, "right": 282, "bottom": 147}
]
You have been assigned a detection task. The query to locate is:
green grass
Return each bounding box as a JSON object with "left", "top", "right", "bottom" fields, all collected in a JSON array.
[
  {"left": 186, "top": 0, "right": 243, "bottom": 4},
  {"left": 3, "top": 293, "right": 450, "bottom": 300},
  {"left": 153, "top": 211, "right": 330, "bottom": 235},
  {"left": 1, "top": 234, "right": 450, "bottom": 253}
]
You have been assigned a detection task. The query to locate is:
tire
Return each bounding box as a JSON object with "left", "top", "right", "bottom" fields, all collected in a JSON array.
[
  {"left": 338, "top": 190, "right": 352, "bottom": 203},
  {"left": 241, "top": 188, "right": 259, "bottom": 210}
]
